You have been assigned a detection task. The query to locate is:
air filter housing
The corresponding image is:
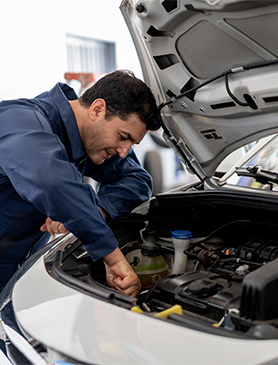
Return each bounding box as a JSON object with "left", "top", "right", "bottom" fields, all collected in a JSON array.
[{"left": 240, "top": 259, "right": 278, "bottom": 321}]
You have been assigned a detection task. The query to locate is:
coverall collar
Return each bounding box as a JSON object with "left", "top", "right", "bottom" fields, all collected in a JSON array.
[{"left": 50, "top": 82, "right": 85, "bottom": 161}]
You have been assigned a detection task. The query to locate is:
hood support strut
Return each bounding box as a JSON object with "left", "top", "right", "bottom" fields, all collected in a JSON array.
[{"left": 163, "top": 131, "right": 207, "bottom": 182}]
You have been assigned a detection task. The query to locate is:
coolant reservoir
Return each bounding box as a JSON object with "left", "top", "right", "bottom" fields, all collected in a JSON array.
[{"left": 130, "top": 241, "right": 169, "bottom": 290}]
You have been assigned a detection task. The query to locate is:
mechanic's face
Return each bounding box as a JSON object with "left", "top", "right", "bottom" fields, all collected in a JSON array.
[{"left": 81, "top": 99, "right": 147, "bottom": 165}]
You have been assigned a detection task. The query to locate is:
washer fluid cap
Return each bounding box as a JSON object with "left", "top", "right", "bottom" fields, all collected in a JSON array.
[
  {"left": 171, "top": 230, "right": 192, "bottom": 239},
  {"left": 141, "top": 241, "right": 161, "bottom": 257}
]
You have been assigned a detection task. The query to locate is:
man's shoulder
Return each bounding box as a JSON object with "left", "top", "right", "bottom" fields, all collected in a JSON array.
[
  {"left": 0, "top": 98, "right": 52, "bottom": 134},
  {"left": 0, "top": 98, "right": 37, "bottom": 120}
]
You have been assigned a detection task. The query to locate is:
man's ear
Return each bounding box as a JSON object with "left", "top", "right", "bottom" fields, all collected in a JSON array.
[{"left": 89, "top": 99, "right": 106, "bottom": 121}]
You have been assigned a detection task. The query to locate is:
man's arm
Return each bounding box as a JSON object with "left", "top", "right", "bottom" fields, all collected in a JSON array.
[
  {"left": 41, "top": 219, "right": 141, "bottom": 297},
  {"left": 84, "top": 148, "right": 153, "bottom": 222},
  {"left": 40, "top": 207, "right": 141, "bottom": 297},
  {"left": 40, "top": 207, "right": 108, "bottom": 235}
]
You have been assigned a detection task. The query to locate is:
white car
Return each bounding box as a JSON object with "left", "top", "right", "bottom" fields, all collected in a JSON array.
[{"left": 2, "top": 0, "right": 278, "bottom": 364}]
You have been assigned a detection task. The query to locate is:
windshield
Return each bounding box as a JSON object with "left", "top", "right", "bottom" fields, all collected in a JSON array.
[{"left": 222, "top": 134, "right": 278, "bottom": 190}]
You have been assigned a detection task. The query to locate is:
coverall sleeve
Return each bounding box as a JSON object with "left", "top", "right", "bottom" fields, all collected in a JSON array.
[
  {"left": 85, "top": 148, "right": 153, "bottom": 222},
  {"left": 0, "top": 129, "right": 118, "bottom": 261}
]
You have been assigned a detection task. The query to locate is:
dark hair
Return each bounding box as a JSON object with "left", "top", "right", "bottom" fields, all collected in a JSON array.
[{"left": 79, "top": 70, "right": 161, "bottom": 131}]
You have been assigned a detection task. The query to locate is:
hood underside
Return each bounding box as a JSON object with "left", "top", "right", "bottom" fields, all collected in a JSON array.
[{"left": 121, "top": 0, "right": 278, "bottom": 178}]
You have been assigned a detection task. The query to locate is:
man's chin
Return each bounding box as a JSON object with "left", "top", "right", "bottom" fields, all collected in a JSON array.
[
  {"left": 92, "top": 159, "right": 105, "bottom": 165},
  {"left": 88, "top": 154, "right": 105, "bottom": 165}
]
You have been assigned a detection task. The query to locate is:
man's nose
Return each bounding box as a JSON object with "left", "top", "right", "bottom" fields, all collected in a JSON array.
[{"left": 116, "top": 141, "right": 133, "bottom": 158}]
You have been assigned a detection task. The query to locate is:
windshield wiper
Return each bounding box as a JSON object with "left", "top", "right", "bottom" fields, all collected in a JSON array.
[{"left": 235, "top": 165, "right": 278, "bottom": 190}]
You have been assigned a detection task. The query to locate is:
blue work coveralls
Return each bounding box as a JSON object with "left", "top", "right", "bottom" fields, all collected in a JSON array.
[{"left": 0, "top": 83, "right": 152, "bottom": 290}]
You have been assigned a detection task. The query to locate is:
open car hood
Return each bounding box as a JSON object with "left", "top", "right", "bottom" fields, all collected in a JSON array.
[{"left": 120, "top": 0, "right": 278, "bottom": 180}]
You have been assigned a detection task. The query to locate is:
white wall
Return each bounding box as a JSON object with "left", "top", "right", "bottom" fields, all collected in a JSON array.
[{"left": 0, "top": 0, "right": 142, "bottom": 100}]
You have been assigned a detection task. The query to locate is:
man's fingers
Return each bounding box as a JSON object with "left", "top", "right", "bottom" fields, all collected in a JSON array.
[
  {"left": 57, "top": 223, "right": 68, "bottom": 233},
  {"left": 104, "top": 247, "right": 141, "bottom": 298},
  {"left": 113, "top": 277, "right": 140, "bottom": 297},
  {"left": 40, "top": 223, "right": 47, "bottom": 232},
  {"left": 40, "top": 218, "right": 68, "bottom": 236},
  {"left": 51, "top": 221, "right": 68, "bottom": 234},
  {"left": 42, "top": 217, "right": 55, "bottom": 235}
]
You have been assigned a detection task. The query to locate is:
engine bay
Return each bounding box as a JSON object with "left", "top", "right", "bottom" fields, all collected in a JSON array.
[
  {"left": 48, "top": 189, "right": 278, "bottom": 340},
  {"left": 132, "top": 236, "right": 278, "bottom": 334}
]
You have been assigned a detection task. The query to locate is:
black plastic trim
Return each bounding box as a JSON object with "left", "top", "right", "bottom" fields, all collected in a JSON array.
[{"left": 51, "top": 250, "right": 135, "bottom": 307}]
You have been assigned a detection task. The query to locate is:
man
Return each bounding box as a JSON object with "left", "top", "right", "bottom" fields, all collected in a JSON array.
[{"left": 0, "top": 70, "right": 161, "bottom": 296}]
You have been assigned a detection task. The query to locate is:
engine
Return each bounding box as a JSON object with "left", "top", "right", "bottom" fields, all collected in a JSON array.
[{"left": 126, "top": 236, "right": 278, "bottom": 338}]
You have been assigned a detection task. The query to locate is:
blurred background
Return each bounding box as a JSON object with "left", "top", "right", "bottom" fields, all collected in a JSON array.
[
  {"left": 0, "top": 0, "right": 194, "bottom": 193},
  {"left": 0, "top": 0, "right": 142, "bottom": 99}
]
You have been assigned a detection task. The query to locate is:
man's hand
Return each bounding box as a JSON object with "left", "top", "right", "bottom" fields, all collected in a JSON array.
[
  {"left": 40, "top": 217, "right": 68, "bottom": 236},
  {"left": 103, "top": 247, "right": 141, "bottom": 298}
]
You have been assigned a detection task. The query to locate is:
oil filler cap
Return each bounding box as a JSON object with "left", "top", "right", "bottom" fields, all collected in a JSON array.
[{"left": 186, "top": 279, "right": 218, "bottom": 296}]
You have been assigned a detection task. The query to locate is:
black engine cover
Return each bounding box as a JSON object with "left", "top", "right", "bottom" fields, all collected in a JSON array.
[{"left": 147, "top": 270, "right": 242, "bottom": 321}]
